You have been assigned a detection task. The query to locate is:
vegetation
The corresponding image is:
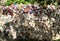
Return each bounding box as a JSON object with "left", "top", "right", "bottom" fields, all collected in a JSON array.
[
  {"left": 5, "top": 0, "right": 59, "bottom": 6},
  {"left": 5, "top": 0, "right": 36, "bottom": 5}
]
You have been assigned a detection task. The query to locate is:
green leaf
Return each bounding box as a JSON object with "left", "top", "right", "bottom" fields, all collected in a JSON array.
[
  {"left": 5, "top": 0, "right": 13, "bottom": 5},
  {"left": 54, "top": 1, "right": 58, "bottom": 6}
]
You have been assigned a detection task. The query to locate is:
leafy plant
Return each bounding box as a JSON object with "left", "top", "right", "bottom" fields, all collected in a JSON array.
[
  {"left": 5, "top": 0, "right": 58, "bottom": 6},
  {"left": 5, "top": 0, "right": 13, "bottom": 5}
]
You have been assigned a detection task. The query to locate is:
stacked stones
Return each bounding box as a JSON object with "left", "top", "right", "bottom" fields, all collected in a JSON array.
[{"left": 0, "top": 4, "right": 60, "bottom": 41}]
